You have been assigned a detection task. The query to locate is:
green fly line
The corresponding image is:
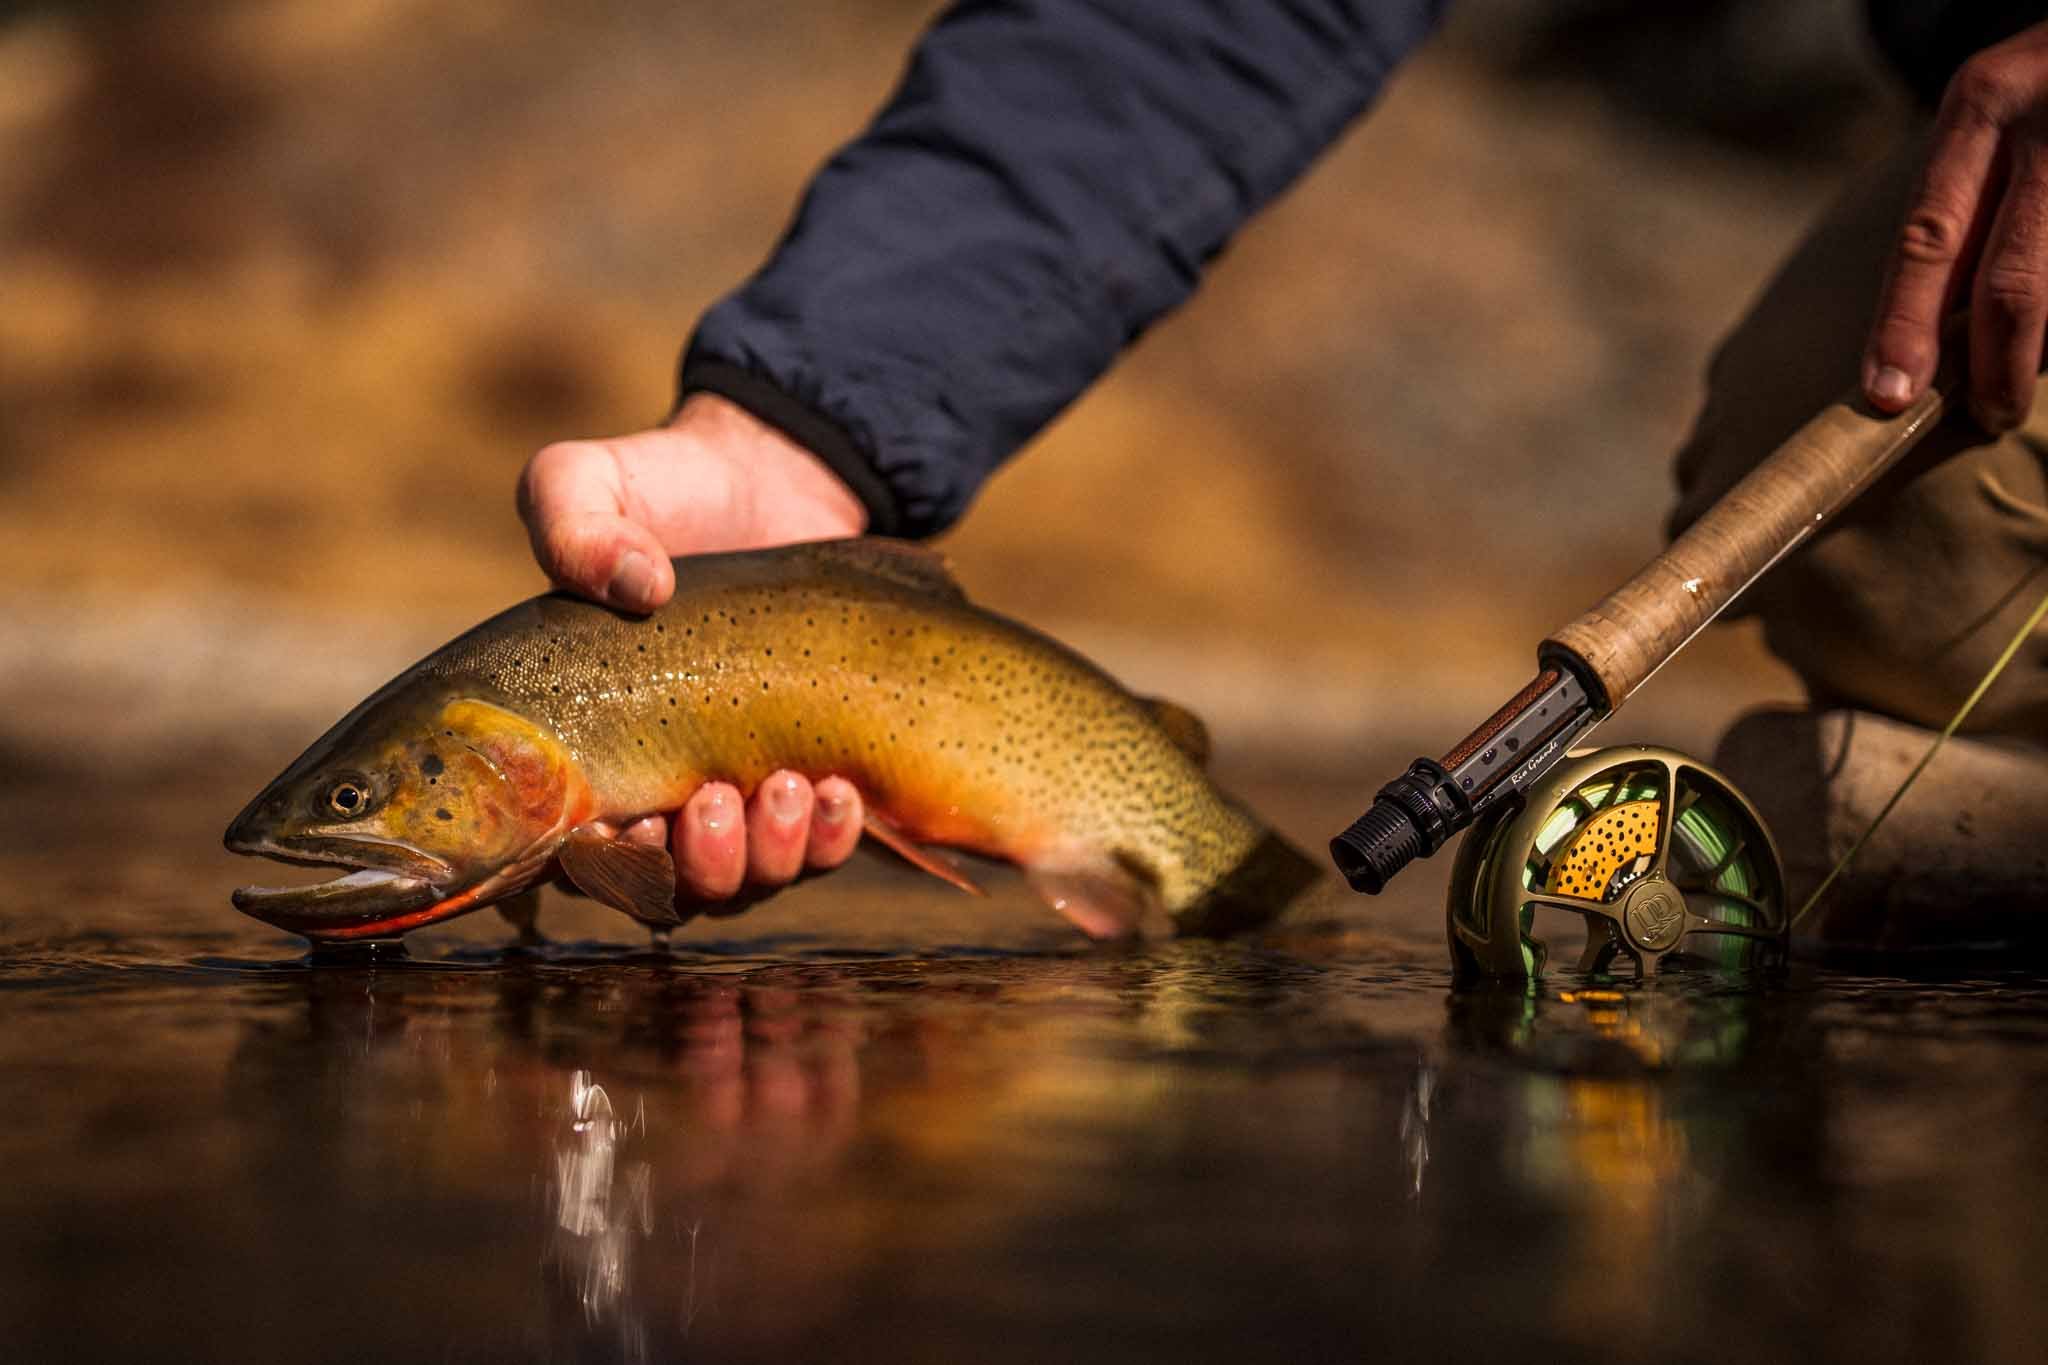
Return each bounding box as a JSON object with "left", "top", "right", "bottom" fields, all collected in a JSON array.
[{"left": 1792, "top": 579, "right": 2048, "bottom": 927}]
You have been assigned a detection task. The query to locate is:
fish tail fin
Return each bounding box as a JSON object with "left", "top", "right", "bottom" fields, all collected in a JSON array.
[{"left": 1167, "top": 827, "right": 1325, "bottom": 937}]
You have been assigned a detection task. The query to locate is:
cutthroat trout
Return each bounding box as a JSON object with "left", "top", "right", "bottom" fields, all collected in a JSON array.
[{"left": 225, "top": 539, "right": 1320, "bottom": 942}]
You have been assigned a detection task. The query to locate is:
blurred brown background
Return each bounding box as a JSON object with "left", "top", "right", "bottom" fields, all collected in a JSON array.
[{"left": 0, "top": 0, "right": 1917, "bottom": 913}]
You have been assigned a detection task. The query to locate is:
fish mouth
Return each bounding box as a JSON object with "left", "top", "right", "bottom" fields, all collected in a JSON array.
[{"left": 227, "top": 837, "right": 467, "bottom": 940}]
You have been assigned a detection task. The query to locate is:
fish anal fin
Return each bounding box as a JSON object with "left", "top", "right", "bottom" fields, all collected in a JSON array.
[
  {"left": 1143, "top": 696, "right": 1211, "bottom": 766},
  {"left": 802, "top": 537, "right": 967, "bottom": 602},
  {"left": 1026, "top": 861, "right": 1163, "bottom": 941},
  {"left": 559, "top": 824, "right": 684, "bottom": 926},
  {"left": 861, "top": 814, "right": 987, "bottom": 895}
]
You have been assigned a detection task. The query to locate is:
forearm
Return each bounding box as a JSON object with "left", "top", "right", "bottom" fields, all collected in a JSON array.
[{"left": 682, "top": 0, "right": 1447, "bottom": 536}]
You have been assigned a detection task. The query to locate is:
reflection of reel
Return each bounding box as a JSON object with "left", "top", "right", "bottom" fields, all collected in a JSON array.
[{"left": 1447, "top": 746, "right": 1788, "bottom": 979}]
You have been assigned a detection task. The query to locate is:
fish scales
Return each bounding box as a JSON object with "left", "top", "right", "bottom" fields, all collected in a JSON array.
[{"left": 225, "top": 541, "right": 1321, "bottom": 941}]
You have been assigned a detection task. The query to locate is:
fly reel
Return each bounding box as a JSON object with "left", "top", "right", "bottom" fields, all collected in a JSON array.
[{"left": 1445, "top": 746, "right": 1788, "bottom": 979}]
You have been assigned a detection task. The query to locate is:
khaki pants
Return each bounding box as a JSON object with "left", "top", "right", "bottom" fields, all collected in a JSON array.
[{"left": 1678, "top": 133, "right": 2048, "bottom": 947}]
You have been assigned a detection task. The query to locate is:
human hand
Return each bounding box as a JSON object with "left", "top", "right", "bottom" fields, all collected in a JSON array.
[
  {"left": 1864, "top": 21, "right": 2048, "bottom": 432},
  {"left": 612, "top": 772, "right": 865, "bottom": 911},
  {"left": 517, "top": 392, "right": 868, "bottom": 612},
  {"left": 518, "top": 394, "right": 871, "bottom": 906}
]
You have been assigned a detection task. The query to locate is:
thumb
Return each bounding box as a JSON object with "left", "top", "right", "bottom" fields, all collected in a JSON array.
[{"left": 516, "top": 440, "right": 677, "bottom": 611}]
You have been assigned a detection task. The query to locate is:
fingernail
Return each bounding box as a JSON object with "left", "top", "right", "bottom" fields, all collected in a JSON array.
[
  {"left": 696, "top": 788, "right": 732, "bottom": 834},
  {"left": 607, "top": 551, "right": 657, "bottom": 609},
  {"left": 816, "top": 788, "right": 851, "bottom": 824},
  {"left": 1872, "top": 365, "right": 1913, "bottom": 405},
  {"left": 766, "top": 776, "right": 804, "bottom": 824}
]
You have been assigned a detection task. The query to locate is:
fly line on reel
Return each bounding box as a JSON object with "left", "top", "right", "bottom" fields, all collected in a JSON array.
[{"left": 1445, "top": 747, "right": 1788, "bottom": 979}]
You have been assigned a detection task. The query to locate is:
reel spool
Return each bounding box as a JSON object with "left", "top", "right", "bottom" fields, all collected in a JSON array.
[{"left": 1446, "top": 746, "right": 1787, "bottom": 979}]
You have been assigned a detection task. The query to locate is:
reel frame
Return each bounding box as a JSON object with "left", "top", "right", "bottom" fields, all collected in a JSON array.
[{"left": 1446, "top": 746, "right": 1789, "bottom": 980}]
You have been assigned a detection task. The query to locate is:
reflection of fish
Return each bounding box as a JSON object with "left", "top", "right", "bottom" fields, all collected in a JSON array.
[{"left": 225, "top": 540, "right": 1319, "bottom": 942}]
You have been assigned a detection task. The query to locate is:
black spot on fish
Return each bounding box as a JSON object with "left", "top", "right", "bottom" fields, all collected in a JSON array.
[
  {"left": 435, "top": 808, "right": 452, "bottom": 821},
  {"left": 421, "top": 753, "right": 444, "bottom": 777}
]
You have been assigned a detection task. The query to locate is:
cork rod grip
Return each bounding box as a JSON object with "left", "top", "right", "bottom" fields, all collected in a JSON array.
[{"left": 1543, "top": 375, "right": 1956, "bottom": 709}]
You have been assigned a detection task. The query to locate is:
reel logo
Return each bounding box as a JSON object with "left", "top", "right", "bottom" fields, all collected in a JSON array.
[{"left": 1623, "top": 883, "right": 1686, "bottom": 952}]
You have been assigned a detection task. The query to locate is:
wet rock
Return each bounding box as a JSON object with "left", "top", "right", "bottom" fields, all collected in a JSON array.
[{"left": 1716, "top": 707, "right": 2048, "bottom": 952}]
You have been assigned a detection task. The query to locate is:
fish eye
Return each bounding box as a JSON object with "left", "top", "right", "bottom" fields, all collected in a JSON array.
[{"left": 324, "top": 779, "right": 371, "bottom": 819}]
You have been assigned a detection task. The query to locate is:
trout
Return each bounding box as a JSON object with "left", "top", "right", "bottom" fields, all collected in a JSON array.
[{"left": 225, "top": 539, "right": 1320, "bottom": 942}]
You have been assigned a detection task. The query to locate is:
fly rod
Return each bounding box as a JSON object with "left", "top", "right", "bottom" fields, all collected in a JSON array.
[{"left": 1332, "top": 355, "right": 1964, "bottom": 896}]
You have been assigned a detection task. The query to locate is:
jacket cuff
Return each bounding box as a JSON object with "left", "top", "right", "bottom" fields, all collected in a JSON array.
[{"left": 676, "top": 357, "right": 905, "bottom": 537}]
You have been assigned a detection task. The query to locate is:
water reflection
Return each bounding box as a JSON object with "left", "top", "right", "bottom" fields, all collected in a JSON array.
[
  {"left": 1400, "top": 1063, "right": 1434, "bottom": 1199},
  {"left": 548, "top": 1071, "right": 652, "bottom": 1340},
  {"left": 126, "top": 949, "right": 2035, "bottom": 1363}
]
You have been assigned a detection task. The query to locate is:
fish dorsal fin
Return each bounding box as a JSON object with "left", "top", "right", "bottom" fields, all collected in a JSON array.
[
  {"left": 559, "top": 824, "right": 684, "bottom": 927},
  {"left": 862, "top": 813, "right": 987, "bottom": 896},
  {"left": 1144, "top": 696, "right": 1211, "bottom": 767},
  {"left": 801, "top": 537, "right": 967, "bottom": 603}
]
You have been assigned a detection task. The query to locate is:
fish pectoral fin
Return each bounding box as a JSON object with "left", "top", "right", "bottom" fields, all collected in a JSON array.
[
  {"left": 1025, "top": 859, "right": 1163, "bottom": 941},
  {"left": 800, "top": 537, "right": 968, "bottom": 602},
  {"left": 559, "top": 824, "right": 684, "bottom": 926},
  {"left": 861, "top": 815, "right": 987, "bottom": 896},
  {"left": 1142, "top": 696, "right": 1211, "bottom": 766}
]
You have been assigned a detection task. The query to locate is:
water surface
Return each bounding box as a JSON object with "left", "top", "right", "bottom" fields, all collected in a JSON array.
[{"left": 6, "top": 838, "right": 2046, "bottom": 1365}]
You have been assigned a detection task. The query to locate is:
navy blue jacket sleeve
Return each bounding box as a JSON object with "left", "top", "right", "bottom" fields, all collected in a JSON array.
[{"left": 680, "top": 0, "right": 1448, "bottom": 536}]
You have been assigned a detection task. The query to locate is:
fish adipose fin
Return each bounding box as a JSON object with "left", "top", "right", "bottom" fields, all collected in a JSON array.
[
  {"left": 1143, "top": 696, "right": 1211, "bottom": 766},
  {"left": 861, "top": 814, "right": 987, "bottom": 896},
  {"left": 559, "top": 825, "right": 684, "bottom": 926},
  {"left": 800, "top": 538, "right": 967, "bottom": 602}
]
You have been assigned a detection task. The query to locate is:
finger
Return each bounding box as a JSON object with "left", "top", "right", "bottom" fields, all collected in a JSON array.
[
  {"left": 745, "top": 771, "right": 813, "bottom": 887},
  {"left": 515, "top": 439, "right": 676, "bottom": 611},
  {"left": 620, "top": 814, "right": 669, "bottom": 848},
  {"left": 805, "top": 777, "right": 865, "bottom": 869},
  {"left": 1864, "top": 69, "right": 2009, "bottom": 409},
  {"left": 1970, "top": 136, "right": 2048, "bottom": 431},
  {"left": 674, "top": 783, "right": 746, "bottom": 901}
]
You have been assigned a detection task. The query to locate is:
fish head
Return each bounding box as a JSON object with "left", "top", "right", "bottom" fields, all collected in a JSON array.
[{"left": 225, "top": 686, "right": 589, "bottom": 941}]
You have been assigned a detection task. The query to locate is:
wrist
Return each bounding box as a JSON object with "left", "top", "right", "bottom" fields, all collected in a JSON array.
[
  {"left": 669, "top": 393, "right": 868, "bottom": 539},
  {"left": 675, "top": 357, "right": 902, "bottom": 536}
]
